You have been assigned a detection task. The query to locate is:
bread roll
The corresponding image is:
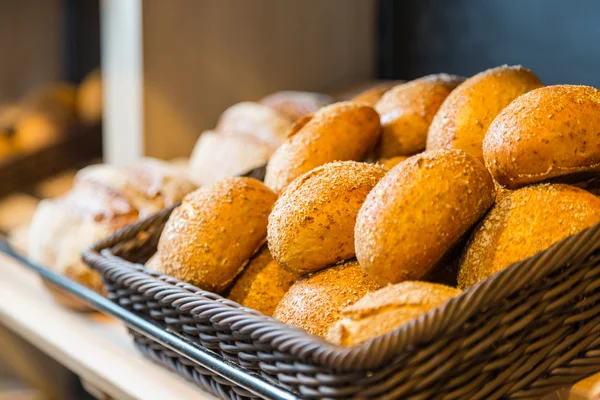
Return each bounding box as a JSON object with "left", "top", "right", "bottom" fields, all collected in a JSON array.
[
  {"left": 355, "top": 149, "right": 495, "bottom": 286},
  {"left": 216, "top": 101, "right": 292, "bottom": 148},
  {"left": 259, "top": 91, "right": 333, "bottom": 121},
  {"left": 228, "top": 245, "right": 300, "bottom": 316},
  {"left": 188, "top": 131, "right": 272, "bottom": 186},
  {"left": 458, "top": 184, "right": 600, "bottom": 289},
  {"left": 375, "top": 74, "right": 464, "bottom": 158},
  {"left": 426, "top": 65, "right": 542, "bottom": 162},
  {"left": 13, "top": 112, "right": 63, "bottom": 152},
  {"left": 23, "top": 82, "right": 78, "bottom": 127},
  {"left": 77, "top": 69, "right": 102, "bottom": 125},
  {"left": 268, "top": 161, "right": 387, "bottom": 275},
  {"left": 352, "top": 82, "right": 399, "bottom": 106},
  {"left": 264, "top": 101, "right": 381, "bottom": 193},
  {"left": 377, "top": 156, "right": 408, "bottom": 169},
  {"left": 484, "top": 85, "right": 600, "bottom": 189},
  {"left": 273, "top": 260, "right": 379, "bottom": 337},
  {"left": 157, "top": 177, "right": 277, "bottom": 293},
  {"left": 28, "top": 159, "right": 195, "bottom": 309},
  {"left": 327, "top": 282, "right": 460, "bottom": 346}
]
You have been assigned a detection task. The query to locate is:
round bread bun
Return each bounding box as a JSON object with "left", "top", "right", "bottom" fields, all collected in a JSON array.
[
  {"left": 375, "top": 74, "right": 464, "bottom": 158},
  {"left": 23, "top": 82, "right": 78, "bottom": 126},
  {"left": 355, "top": 149, "right": 495, "bottom": 286},
  {"left": 273, "top": 260, "right": 379, "bottom": 338},
  {"left": 426, "top": 65, "right": 543, "bottom": 162},
  {"left": 352, "top": 82, "right": 399, "bottom": 107},
  {"left": 483, "top": 85, "right": 600, "bottom": 189},
  {"left": 188, "top": 130, "right": 272, "bottom": 186},
  {"left": 157, "top": 177, "right": 277, "bottom": 293},
  {"left": 77, "top": 69, "right": 102, "bottom": 125},
  {"left": 259, "top": 91, "right": 334, "bottom": 121},
  {"left": 327, "top": 281, "right": 460, "bottom": 346},
  {"left": 216, "top": 101, "right": 292, "bottom": 148},
  {"left": 458, "top": 184, "right": 600, "bottom": 289},
  {"left": 228, "top": 245, "right": 300, "bottom": 316},
  {"left": 377, "top": 156, "right": 408, "bottom": 169},
  {"left": 268, "top": 161, "right": 387, "bottom": 275},
  {"left": 13, "top": 112, "right": 63, "bottom": 153},
  {"left": 264, "top": 101, "right": 381, "bottom": 193}
]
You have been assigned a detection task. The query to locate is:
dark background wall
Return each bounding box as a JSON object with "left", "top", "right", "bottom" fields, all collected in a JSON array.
[{"left": 378, "top": 0, "right": 600, "bottom": 87}]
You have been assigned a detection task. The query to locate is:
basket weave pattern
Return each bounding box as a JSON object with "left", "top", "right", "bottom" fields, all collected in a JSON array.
[{"left": 83, "top": 205, "right": 600, "bottom": 399}]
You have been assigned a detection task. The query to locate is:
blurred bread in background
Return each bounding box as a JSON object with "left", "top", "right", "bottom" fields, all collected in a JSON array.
[{"left": 76, "top": 69, "right": 103, "bottom": 125}]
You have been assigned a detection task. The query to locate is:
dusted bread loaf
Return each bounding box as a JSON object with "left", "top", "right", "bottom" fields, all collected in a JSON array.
[
  {"left": 268, "top": 161, "right": 387, "bottom": 275},
  {"left": 327, "top": 281, "right": 460, "bottom": 346},
  {"left": 264, "top": 101, "right": 381, "bottom": 193},
  {"left": 157, "top": 177, "right": 277, "bottom": 293},
  {"left": 274, "top": 260, "right": 379, "bottom": 338},
  {"left": 458, "top": 184, "right": 600, "bottom": 288},
  {"left": 355, "top": 149, "right": 495, "bottom": 286},
  {"left": 427, "top": 65, "right": 542, "bottom": 162},
  {"left": 484, "top": 85, "right": 600, "bottom": 189}
]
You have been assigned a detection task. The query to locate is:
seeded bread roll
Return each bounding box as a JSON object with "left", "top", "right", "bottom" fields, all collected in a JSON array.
[
  {"left": 157, "top": 177, "right": 277, "bottom": 293},
  {"left": 355, "top": 149, "right": 495, "bottom": 286},
  {"left": 377, "top": 156, "right": 408, "bottom": 169},
  {"left": 264, "top": 101, "right": 381, "bottom": 193},
  {"left": 426, "top": 65, "right": 543, "bottom": 162},
  {"left": 228, "top": 245, "right": 300, "bottom": 316},
  {"left": 268, "top": 161, "right": 388, "bottom": 275},
  {"left": 259, "top": 91, "right": 333, "bottom": 121},
  {"left": 327, "top": 282, "right": 461, "bottom": 346},
  {"left": 375, "top": 74, "right": 464, "bottom": 158},
  {"left": 483, "top": 85, "right": 600, "bottom": 189},
  {"left": 458, "top": 184, "right": 600, "bottom": 289},
  {"left": 273, "top": 260, "right": 379, "bottom": 338}
]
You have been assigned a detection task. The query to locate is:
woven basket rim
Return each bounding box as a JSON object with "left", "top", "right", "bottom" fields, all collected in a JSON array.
[{"left": 83, "top": 204, "right": 600, "bottom": 372}]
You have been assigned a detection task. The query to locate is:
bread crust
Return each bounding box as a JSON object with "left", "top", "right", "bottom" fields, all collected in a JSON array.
[
  {"left": 483, "top": 85, "right": 600, "bottom": 189},
  {"left": 157, "top": 177, "right": 277, "bottom": 293},
  {"left": 268, "top": 161, "right": 388, "bottom": 275},
  {"left": 458, "top": 184, "right": 600, "bottom": 289},
  {"left": 327, "top": 281, "right": 460, "bottom": 346},
  {"left": 375, "top": 74, "right": 464, "bottom": 157},
  {"left": 426, "top": 65, "right": 542, "bottom": 162},
  {"left": 355, "top": 149, "right": 495, "bottom": 286},
  {"left": 273, "top": 260, "right": 379, "bottom": 338},
  {"left": 264, "top": 101, "right": 381, "bottom": 193}
]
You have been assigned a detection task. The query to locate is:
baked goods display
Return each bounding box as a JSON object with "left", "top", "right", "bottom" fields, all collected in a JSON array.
[
  {"left": 355, "top": 149, "right": 495, "bottom": 286},
  {"left": 155, "top": 177, "right": 277, "bottom": 293},
  {"left": 375, "top": 74, "right": 464, "bottom": 158},
  {"left": 264, "top": 101, "right": 381, "bottom": 193},
  {"left": 27, "top": 158, "right": 195, "bottom": 309},
  {"left": 327, "top": 282, "right": 461, "bottom": 346},
  {"left": 484, "top": 85, "right": 600, "bottom": 188},
  {"left": 273, "top": 261, "right": 380, "bottom": 338},
  {"left": 268, "top": 161, "right": 387, "bottom": 275},
  {"left": 457, "top": 184, "right": 600, "bottom": 288},
  {"left": 426, "top": 65, "right": 543, "bottom": 162}
]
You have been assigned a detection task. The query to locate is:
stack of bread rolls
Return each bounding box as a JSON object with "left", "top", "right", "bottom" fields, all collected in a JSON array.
[{"left": 82, "top": 67, "right": 600, "bottom": 346}]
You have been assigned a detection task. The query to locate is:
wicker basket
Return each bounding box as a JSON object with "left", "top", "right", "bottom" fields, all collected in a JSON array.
[
  {"left": 82, "top": 201, "right": 600, "bottom": 399},
  {"left": 0, "top": 124, "right": 102, "bottom": 197}
]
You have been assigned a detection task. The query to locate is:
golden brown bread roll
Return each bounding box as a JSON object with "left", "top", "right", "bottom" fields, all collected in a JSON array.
[
  {"left": 351, "top": 82, "right": 399, "bottom": 106},
  {"left": 264, "top": 101, "right": 381, "bottom": 193},
  {"left": 13, "top": 112, "right": 63, "bottom": 152},
  {"left": 77, "top": 69, "right": 103, "bottom": 125},
  {"left": 268, "top": 161, "right": 387, "bottom": 275},
  {"left": 327, "top": 281, "right": 460, "bottom": 346},
  {"left": 375, "top": 74, "right": 464, "bottom": 158},
  {"left": 157, "top": 177, "right": 277, "bottom": 293},
  {"left": 23, "top": 82, "right": 78, "bottom": 127},
  {"left": 259, "top": 91, "right": 333, "bottom": 121},
  {"left": 273, "top": 260, "right": 379, "bottom": 338},
  {"left": 426, "top": 65, "right": 543, "bottom": 162},
  {"left": 377, "top": 156, "right": 408, "bottom": 169},
  {"left": 483, "top": 85, "right": 600, "bottom": 189},
  {"left": 355, "top": 149, "right": 495, "bottom": 286},
  {"left": 228, "top": 245, "right": 300, "bottom": 316},
  {"left": 458, "top": 184, "right": 600, "bottom": 289}
]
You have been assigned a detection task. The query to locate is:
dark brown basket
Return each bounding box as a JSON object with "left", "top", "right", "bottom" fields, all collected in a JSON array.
[
  {"left": 0, "top": 124, "right": 102, "bottom": 197},
  {"left": 83, "top": 205, "right": 600, "bottom": 400}
]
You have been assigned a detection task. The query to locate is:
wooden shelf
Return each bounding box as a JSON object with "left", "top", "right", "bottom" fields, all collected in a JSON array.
[{"left": 0, "top": 253, "right": 216, "bottom": 400}]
